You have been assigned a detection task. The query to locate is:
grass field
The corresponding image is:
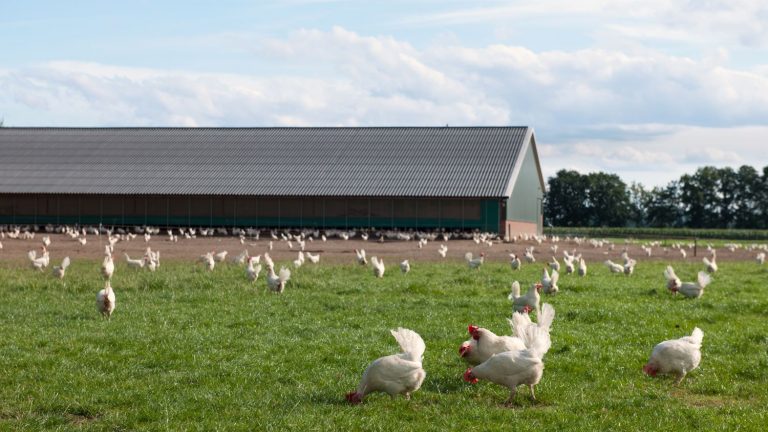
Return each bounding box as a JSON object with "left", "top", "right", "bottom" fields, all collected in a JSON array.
[{"left": 1, "top": 258, "right": 767, "bottom": 431}]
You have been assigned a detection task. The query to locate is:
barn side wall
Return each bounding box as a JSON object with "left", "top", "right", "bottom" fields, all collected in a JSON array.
[
  {"left": 0, "top": 194, "right": 502, "bottom": 233},
  {"left": 505, "top": 142, "right": 543, "bottom": 236}
]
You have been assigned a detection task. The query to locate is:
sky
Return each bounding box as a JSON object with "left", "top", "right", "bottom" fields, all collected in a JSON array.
[{"left": 1, "top": 0, "right": 767, "bottom": 187}]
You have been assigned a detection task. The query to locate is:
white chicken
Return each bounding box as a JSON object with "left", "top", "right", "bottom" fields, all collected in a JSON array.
[
  {"left": 465, "top": 252, "right": 485, "bottom": 269},
  {"left": 29, "top": 248, "right": 50, "bottom": 271},
  {"left": 52, "top": 256, "right": 71, "bottom": 279},
  {"left": 230, "top": 250, "right": 249, "bottom": 266},
  {"left": 460, "top": 324, "right": 526, "bottom": 366},
  {"left": 669, "top": 271, "right": 711, "bottom": 298},
  {"left": 577, "top": 258, "right": 587, "bottom": 277},
  {"left": 643, "top": 327, "right": 703, "bottom": 384},
  {"left": 246, "top": 256, "right": 262, "bottom": 282},
  {"left": 757, "top": 252, "right": 766, "bottom": 265},
  {"left": 604, "top": 260, "right": 624, "bottom": 273},
  {"left": 563, "top": 257, "right": 574, "bottom": 274},
  {"left": 101, "top": 253, "right": 115, "bottom": 280},
  {"left": 524, "top": 247, "right": 536, "bottom": 263},
  {"left": 508, "top": 281, "right": 541, "bottom": 314},
  {"left": 548, "top": 257, "right": 560, "bottom": 272},
  {"left": 438, "top": 244, "right": 448, "bottom": 258},
  {"left": 371, "top": 256, "right": 385, "bottom": 278},
  {"left": 96, "top": 281, "right": 116, "bottom": 319},
  {"left": 293, "top": 251, "right": 305, "bottom": 268},
  {"left": 509, "top": 253, "right": 521, "bottom": 270},
  {"left": 663, "top": 265, "right": 682, "bottom": 293},
  {"left": 346, "top": 328, "right": 426, "bottom": 404},
  {"left": 703, "top": 252, "right": 718, "bottom": 273},
  {"left": 624, "top": 259, "right": 637, "bottom": 276},
  {"left": 541, "top": 268, "right": 559, "bottom": 295},
  {"left": 199, "top": 252, "right": 215, "bottom": 272},
  {"left": 463, "top": 324, "right": 552, "bottom": 405},
  {"left": 306, "top": 252, "right": 320, "bottom": 264},
  {"left": 400, "top": 259, "right": 410, "bottom": 274},
  {"left": 213, "top": 250, "right": 228, "bottom": 263},
  {"left": 355, "top": 249, "right": 367, "bottom": 265},
  {"left": 266, "top": 265, "right": 291, "bottom": 293},
  {"left": 125, "top": 253, "right": 145, "bottom": 269}
]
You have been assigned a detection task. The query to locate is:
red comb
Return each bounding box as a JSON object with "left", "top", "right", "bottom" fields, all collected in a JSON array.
[{"left": 463, "top": 368, "right": 478, "bottom": 384}]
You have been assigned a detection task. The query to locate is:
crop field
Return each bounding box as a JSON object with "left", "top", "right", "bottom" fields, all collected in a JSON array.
[{"left": 1, "top": 236, "right": 767, "bottom": 431}]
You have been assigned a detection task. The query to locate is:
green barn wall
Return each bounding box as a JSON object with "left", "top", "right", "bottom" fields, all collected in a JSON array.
[{"left": 0, "top": 194, "right": 503, "bottom": 233}]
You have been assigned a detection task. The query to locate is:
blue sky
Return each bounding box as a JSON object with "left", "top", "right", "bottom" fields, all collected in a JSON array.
[{"left": 2, "top": 1, "right": 767, "bottom": 186}]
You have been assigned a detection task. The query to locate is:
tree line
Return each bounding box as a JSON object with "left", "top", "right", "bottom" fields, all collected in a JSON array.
[{"left": 544, "top": 166, "right": 768, "bottom": 229}]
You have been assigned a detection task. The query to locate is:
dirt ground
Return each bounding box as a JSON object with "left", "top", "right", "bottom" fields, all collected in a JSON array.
[{"left": 0, "top": 232, "right": 762, "bottom": 268}]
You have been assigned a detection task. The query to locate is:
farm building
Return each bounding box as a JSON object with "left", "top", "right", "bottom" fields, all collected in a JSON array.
[{"left": 0, "top": 127, "right": 544, "bottom": 236}]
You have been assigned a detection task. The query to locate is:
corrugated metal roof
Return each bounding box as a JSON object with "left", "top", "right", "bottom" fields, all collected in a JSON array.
[{"left": 0, "top": 127, "right": 532, "bottom": 198}]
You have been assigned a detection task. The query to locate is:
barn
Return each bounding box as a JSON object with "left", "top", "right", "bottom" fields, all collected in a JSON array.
[{"left": 0, "top": 127, "right": 544, "bottom": 237}]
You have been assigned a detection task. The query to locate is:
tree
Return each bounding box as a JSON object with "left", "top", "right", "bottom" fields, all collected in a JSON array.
[
  {"left": 584, "top": 172, "right": 631, "bottom": 227},
  {"left": 544, "top": 170, "right": 590, "bottom": 227},
  {"left": 645, "top": 182, "right": 683, "bottom": 227},
  {"left": 733, "top": 165, "right": 761, "bottom": 228}
]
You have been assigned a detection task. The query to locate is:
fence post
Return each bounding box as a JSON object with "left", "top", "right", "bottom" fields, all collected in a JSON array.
[{"left": 694, "top": 237, "right": 698, "bottom": 257}]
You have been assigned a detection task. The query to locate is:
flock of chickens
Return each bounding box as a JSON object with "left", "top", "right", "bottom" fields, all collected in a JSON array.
[{"left": 3, "top": 225, "right": 764, "bottom": 406}]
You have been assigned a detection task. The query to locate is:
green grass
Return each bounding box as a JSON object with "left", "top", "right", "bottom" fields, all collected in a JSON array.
[{"left": 1, "top": 259, "right": 767, "bottom": 431}]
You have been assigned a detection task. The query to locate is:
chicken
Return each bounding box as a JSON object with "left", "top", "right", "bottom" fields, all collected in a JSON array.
[
  {"left": 52, "top": 256, "right": 71, "bottom": 279},
  {"left": 757, "top": 252, "right": 766, "bottom": 265},
  {"left": 508, "top": 281, "right": 541, "bottom": 314},
  {"left": 623, "top": 259, "right": 637, "bottom": 276},
  {"left": 548, "top": 257, "right": 560, "bottom": 272},
  {"left": 246, "top": 256, "right": 262, "bottom": 282},
  {"left": 101, "top": 254, "right": 115, "bottom": 280},
  {"left": 124, "top": 253, "right": 146, "bottom": 269},
  {"left": 96, "top": 281, "right": 116, "bottom": 319},
  {"left": 355, "top": 249, "right": 368, "bottom": 265},
  {"left": 680, "top": 248, "right": 687, "bottom": 259},
  {"left": 199, "top": 252, "right": 215, "bottom": 272},
  {"left": 670, "top": 271, "right": 711, "bottom": 299},
  {"left": 541, "top": 268, "right": 559, "bottom": 295},
  {"left": 509, "top": 253, "right": 521, "bottom": 270},
  {"left": 371, "top": 256, "right": 385, "bottom": 278},
  {"left": 577, "top": 258, "right": 587, "bottom": 276},
  {"left": 465, "top": 252, "right": 485, "bottom": 269},
  {"left": 29, "top": 247, "right": 50, "bottom": 271},
  {"left": 41, "top": 235, "right": 51, "bottom": 247},
  {"left": 524, "top": 247, "right": 536, "bottom": 263},
  {"left": 213, "top": 251, "right": 228, "bottom": 263},
  {"left": 703, "top": 252, "right": 718, "bottom": 273},
  {"left": 438, "top": 244, "right": 448, "bottom": 258},
  {"left": 400, "top": 259, "right": 410, "bottom": 274},
  {"left": 604, "top": 260, "right": 624, "bottom": 273},
  {"left": 563, "top": 257, "right": 575, "bottom": 274},
  {"left": 266, "top": 265, "right": 291, "bottom": 293},
  {"left": 230, "top": 250, "right": 249, "bottom": 265},
  {"left": 663, "top": 265, "right": 681, "bottom": 292},
  {"left": 460, "top": 324, "right": 526, "bottom": 366},
  {"left": 643, "top": 327, "right": 703, "bottom": 384},
  {"left": 346, "top": 328, "right": 426, "bottom": 404},
  {"left": 293, "top": 251, "right": 305, "bottom": 268},
  {"left": 306, "top": 252, "right": 320, "bottom": 264},
  {"left": 263, "top": 253, "right": 274, "bottom": 269},
  {"left": 77, "top": 237, "right": 87, "bottom": 246},
  {"left": 463, "top": 324, "right": 552, "bottom": 406}
]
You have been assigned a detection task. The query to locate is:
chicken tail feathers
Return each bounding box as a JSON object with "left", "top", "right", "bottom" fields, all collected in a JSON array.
[
  {"left": 279, "top": 267, "right": 291, "bottom": 282},
  {"left": 537, "top": 303, "right": 556, "bottom": 332},
  {"left": 689, "top": 327, "right": 704, "bottom": 346},
  {"left": 508, "top": 280, "right": 521, "bottom": 300},
  {"left": 697, "top": 271, "right": 711, "bottom": 288},
  {"left": 522, "top": 325, "right": 551, "bottom": 359},
  {"left": 390, "top": 327, "right": 425, "bottom": 363}
]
